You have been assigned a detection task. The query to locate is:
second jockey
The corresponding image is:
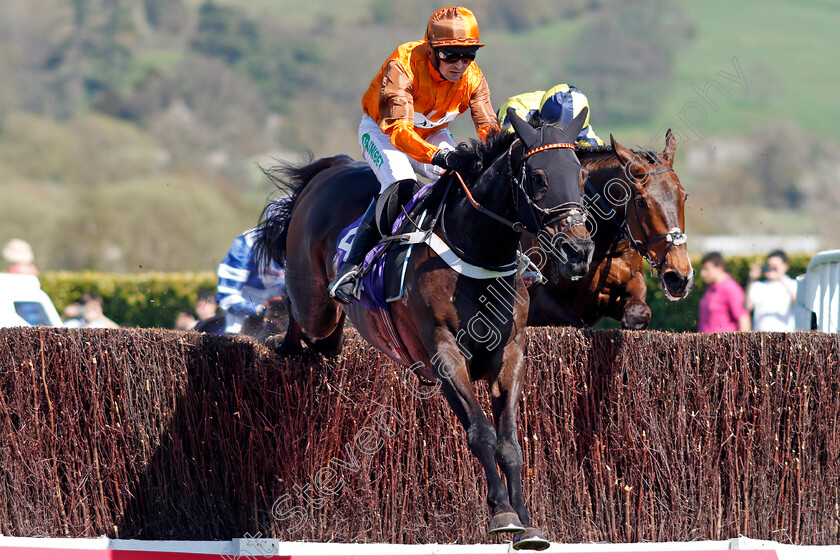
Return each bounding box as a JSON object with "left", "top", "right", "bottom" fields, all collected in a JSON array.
[
  {"left": 497, "top": 84, "right": 604, "bottom": 147},
  {"left": 328, "top": 6, "right": 500, "bottom": 304}
]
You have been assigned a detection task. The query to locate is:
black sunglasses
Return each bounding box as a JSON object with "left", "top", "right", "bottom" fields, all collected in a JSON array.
[{"left": 436, "top": 48, "right": 477, "bottom": 64}]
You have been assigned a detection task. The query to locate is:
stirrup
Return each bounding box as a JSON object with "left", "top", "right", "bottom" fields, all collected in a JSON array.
[{"left": 328, "top": 267, "right": 360, "bottom": 304}]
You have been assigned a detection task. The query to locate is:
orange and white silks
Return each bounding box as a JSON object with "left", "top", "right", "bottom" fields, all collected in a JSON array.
[{"left": 361, "top": 40, "right": 499, "bottom": 165}]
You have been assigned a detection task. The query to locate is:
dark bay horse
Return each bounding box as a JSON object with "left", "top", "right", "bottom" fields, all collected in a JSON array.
[
  {"left": 527, "top": 130, "right": 694, "bottom": 329},
  {"left": 254, "top": 109, "right": 593, "bottom": 549}
]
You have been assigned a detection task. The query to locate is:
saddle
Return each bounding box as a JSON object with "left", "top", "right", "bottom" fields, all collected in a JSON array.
[
  {"left": 334, "top": 175, "right": 547, "bottom": 312},
  {"left": 335, "top": 181, "right": 437, "bottom": 312}
]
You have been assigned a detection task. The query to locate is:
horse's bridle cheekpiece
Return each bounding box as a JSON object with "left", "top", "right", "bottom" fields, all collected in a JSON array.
[
  {"left": 624, "top": 165, "right": 688, "bottom": 275},
  {"left": 510, "top": 140, "right": 587, "bottom": 235}
]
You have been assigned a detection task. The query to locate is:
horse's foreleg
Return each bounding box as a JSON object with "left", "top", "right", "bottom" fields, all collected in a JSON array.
[
  {"left": 432, "top": 339, "right": 523, "bottom": 534},
  {"left": 490, "top": 346, "right": 550, "bottom": 551},
  {"left": 618, "top": 272, "right": 651, "bottom": 330},
  {"left": 490, "top": 368, "right": 527, "bottom": 525}
]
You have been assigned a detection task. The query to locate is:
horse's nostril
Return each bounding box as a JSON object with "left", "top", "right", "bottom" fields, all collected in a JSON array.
[
  {"left": 562, "top": 244, "right": 582, "bottom": 264},
  {"left": 663, "top": 271, "right": 686, "bottom": 291}
]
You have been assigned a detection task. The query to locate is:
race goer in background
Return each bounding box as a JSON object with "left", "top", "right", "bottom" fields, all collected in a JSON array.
[
  {"left": 745, "top": 249, "right": 797, "bottom": 332},
  {"left": 216, "top": 227, "right": 286, "bottom": 334},
  {"left": 2, "top": 238, "right": 39, "bottom": 275},
  {"left": 328, "top": 6, "right": 500, "bottom": 304},
  {"left": 174, "top": 310, "right": 198, "bottom": 331},
  {"left": 193, "top": 288, "right": 225, "bottom": 334},
  {"left": 698, "top": 252, "right": 750, "bottom": 333},
  {"left": 61, "top": 302, "right": 85, "bottom": 328},
  {"left": 63, "top": 292, "right": 120, "bottom": 329},
  {"left": 194, "top": 289, "right": 218, "bottom": 321},
  {"left": 497, "top": 84, "right": 604, "bottom": 147}
]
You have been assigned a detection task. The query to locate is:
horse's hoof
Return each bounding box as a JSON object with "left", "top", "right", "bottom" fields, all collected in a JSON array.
[
  {"left": 264, "top": 334, "right": 285, "bottom": 352},
  {"left": 488, "top": 511, "right": 525, "bottom": 535},
  {"left": 512, "top": 527, "right": 550, "bottom": 551}
]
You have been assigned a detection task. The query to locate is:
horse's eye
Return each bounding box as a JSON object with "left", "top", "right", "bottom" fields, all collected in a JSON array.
[
  {"left": 531, "top": 170, "right": 548, "bottom": 200},
  {"left": 635, "top": 196, "right": 648, "bottom": 208}
]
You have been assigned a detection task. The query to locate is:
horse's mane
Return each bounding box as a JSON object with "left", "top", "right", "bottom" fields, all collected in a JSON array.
[
  {"left": 473, "top": 128, "right": 518, "bottom": 165},
  {"left": 576, "top": 144, "right": 661, "bottom": 170}
]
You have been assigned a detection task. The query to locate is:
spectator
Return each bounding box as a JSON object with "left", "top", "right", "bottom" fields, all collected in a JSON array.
[
  {"left": 193, "top": 288, "right": 225, "bottom": 334},
  {"left": 79, "top": 292, "right": 119, "bottom": 329},
  {"left": 194, "top": 289, "right": 218, "bottom": 321},
  {"left": 174, "top": 310, "right": 198, "bottom": 331},
  {"left": 216, "top": 227, "right": 286, "bottom": 334},
  {"left": 2, "top": 238, "right": 39, "bottom": 275},
  {"left": 62, "top": 302, "right": 86, "bottom": 328},
  {"left": 698, "top": 252, "right": 750, "bottom": 333},
  {"left": 745, "top": 249, "right": 797, "bottom": 332}
]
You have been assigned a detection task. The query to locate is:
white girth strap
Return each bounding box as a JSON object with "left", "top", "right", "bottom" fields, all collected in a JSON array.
[{"left": 401, "top": 231, "right": 517, "bottom": 279}]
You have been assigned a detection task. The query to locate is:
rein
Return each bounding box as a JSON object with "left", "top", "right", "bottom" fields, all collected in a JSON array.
[{"left": 454, "top": 172, "right": 528, "bottom": 235}]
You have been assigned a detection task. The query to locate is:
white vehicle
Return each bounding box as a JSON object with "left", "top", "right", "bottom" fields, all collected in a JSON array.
[{"left": 0, "top": 273, "right": 62, "bottom": 327}]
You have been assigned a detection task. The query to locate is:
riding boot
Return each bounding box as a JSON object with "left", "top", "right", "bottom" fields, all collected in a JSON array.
[{"left": 328, "top": 199, "right": 381, "bottom": 304}]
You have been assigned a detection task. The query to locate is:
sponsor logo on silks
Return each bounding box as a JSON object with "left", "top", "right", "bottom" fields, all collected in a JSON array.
[
  {"left": 361, "top": 133, "right": 384, "bottom": 168},
  {"left": 414, "top": 110, "right": 459, "bottom": 129}
]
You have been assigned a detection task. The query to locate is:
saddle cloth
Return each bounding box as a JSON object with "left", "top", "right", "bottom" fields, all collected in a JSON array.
[{"left": 335, "top": 181, "right": 435, "bottom": 312}]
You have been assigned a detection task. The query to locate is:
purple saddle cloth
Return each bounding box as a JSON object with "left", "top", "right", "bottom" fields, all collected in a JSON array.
[{"left": 336, "top": 181, "right": 435, "bottom": 311}]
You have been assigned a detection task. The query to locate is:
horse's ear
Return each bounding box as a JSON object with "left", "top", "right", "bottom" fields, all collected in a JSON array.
[
  {"left": 559, "top": 107, "right": 588, "bottom": 143},
  {"left": 663, "top": 128, "right": 677, "bottom": 166},
  {"left": 507, "top": 106, "right": 540, "bottom": 149},
  {"left": 611, "top": 133, "right": 651, "bottom": 176},
  {"left": 610, "top": 133, "right": 635, "bottom": 166}
]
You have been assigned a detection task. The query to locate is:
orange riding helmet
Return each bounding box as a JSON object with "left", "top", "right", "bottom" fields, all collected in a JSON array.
[{"left": 426, "top": 6, "right": 484, "bottom": 48}]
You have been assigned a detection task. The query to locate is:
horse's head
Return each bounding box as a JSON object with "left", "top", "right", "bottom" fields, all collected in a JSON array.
[
  {"left": 507, "top": 107, "right": 594, "bottom": 279},
  {"left": 611, "top": 130, "right": 694, "bottom": 300}
]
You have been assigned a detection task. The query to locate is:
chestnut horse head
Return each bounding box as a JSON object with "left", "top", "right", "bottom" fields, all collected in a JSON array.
[{"left": 606, "top": 129, "right": 693, "bottom": 300}]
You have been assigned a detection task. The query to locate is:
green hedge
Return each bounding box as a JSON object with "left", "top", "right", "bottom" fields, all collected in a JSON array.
[
  {"left": 40, "top": 271, "right": 217, "bottom": 328},
  {"left": 597, "top": 253, "right": 812, "bottom": 332},
  {"left": 39, "top": 254, "right": 812, "bottom": 331}
]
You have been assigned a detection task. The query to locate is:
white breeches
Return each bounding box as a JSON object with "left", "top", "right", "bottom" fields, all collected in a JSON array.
[{"left": 358, "top": 114, "right": 457, "bottom": 193}]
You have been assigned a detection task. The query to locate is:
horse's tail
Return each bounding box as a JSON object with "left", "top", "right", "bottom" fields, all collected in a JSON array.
[{"left": 254, "top": 154, "right": 355, "bottom": 271}]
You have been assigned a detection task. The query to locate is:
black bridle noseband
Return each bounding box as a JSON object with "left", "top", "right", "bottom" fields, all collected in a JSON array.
[
  {"left": 455, "top": 139, "right": 587, "bottom": 240},
  {"left": 511, "top": 141, "right": 587, "bottom": 236}
]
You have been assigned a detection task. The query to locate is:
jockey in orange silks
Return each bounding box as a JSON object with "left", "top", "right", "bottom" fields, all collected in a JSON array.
[{"left": 329, "top": 6, "right": 500, "bottom": 304}]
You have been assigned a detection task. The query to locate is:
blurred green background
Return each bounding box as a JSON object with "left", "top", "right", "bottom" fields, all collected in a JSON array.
[{"left": 0, "top": 0, "right": 835, "bottom": 328}]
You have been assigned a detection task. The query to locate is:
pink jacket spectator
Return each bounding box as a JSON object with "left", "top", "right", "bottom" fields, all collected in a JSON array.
[{"left": 698, "top": 273, "right": 748, "bottom": 333}]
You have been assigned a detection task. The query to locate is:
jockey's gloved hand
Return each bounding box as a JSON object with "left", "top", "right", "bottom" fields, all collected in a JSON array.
[{"left": 432, "top": 148, "right": 476, "bottom": 174}]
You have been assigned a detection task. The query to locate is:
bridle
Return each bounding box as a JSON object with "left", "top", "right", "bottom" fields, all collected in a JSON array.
[
  {"left": 510, "top": 140, "right": 588, "bottom": 234},
  {"left": 453, "top": 138, "right": 587, "bottom": 240},
  {"left": 623, "top": 165, "right": 687, "bottom": 276}
]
